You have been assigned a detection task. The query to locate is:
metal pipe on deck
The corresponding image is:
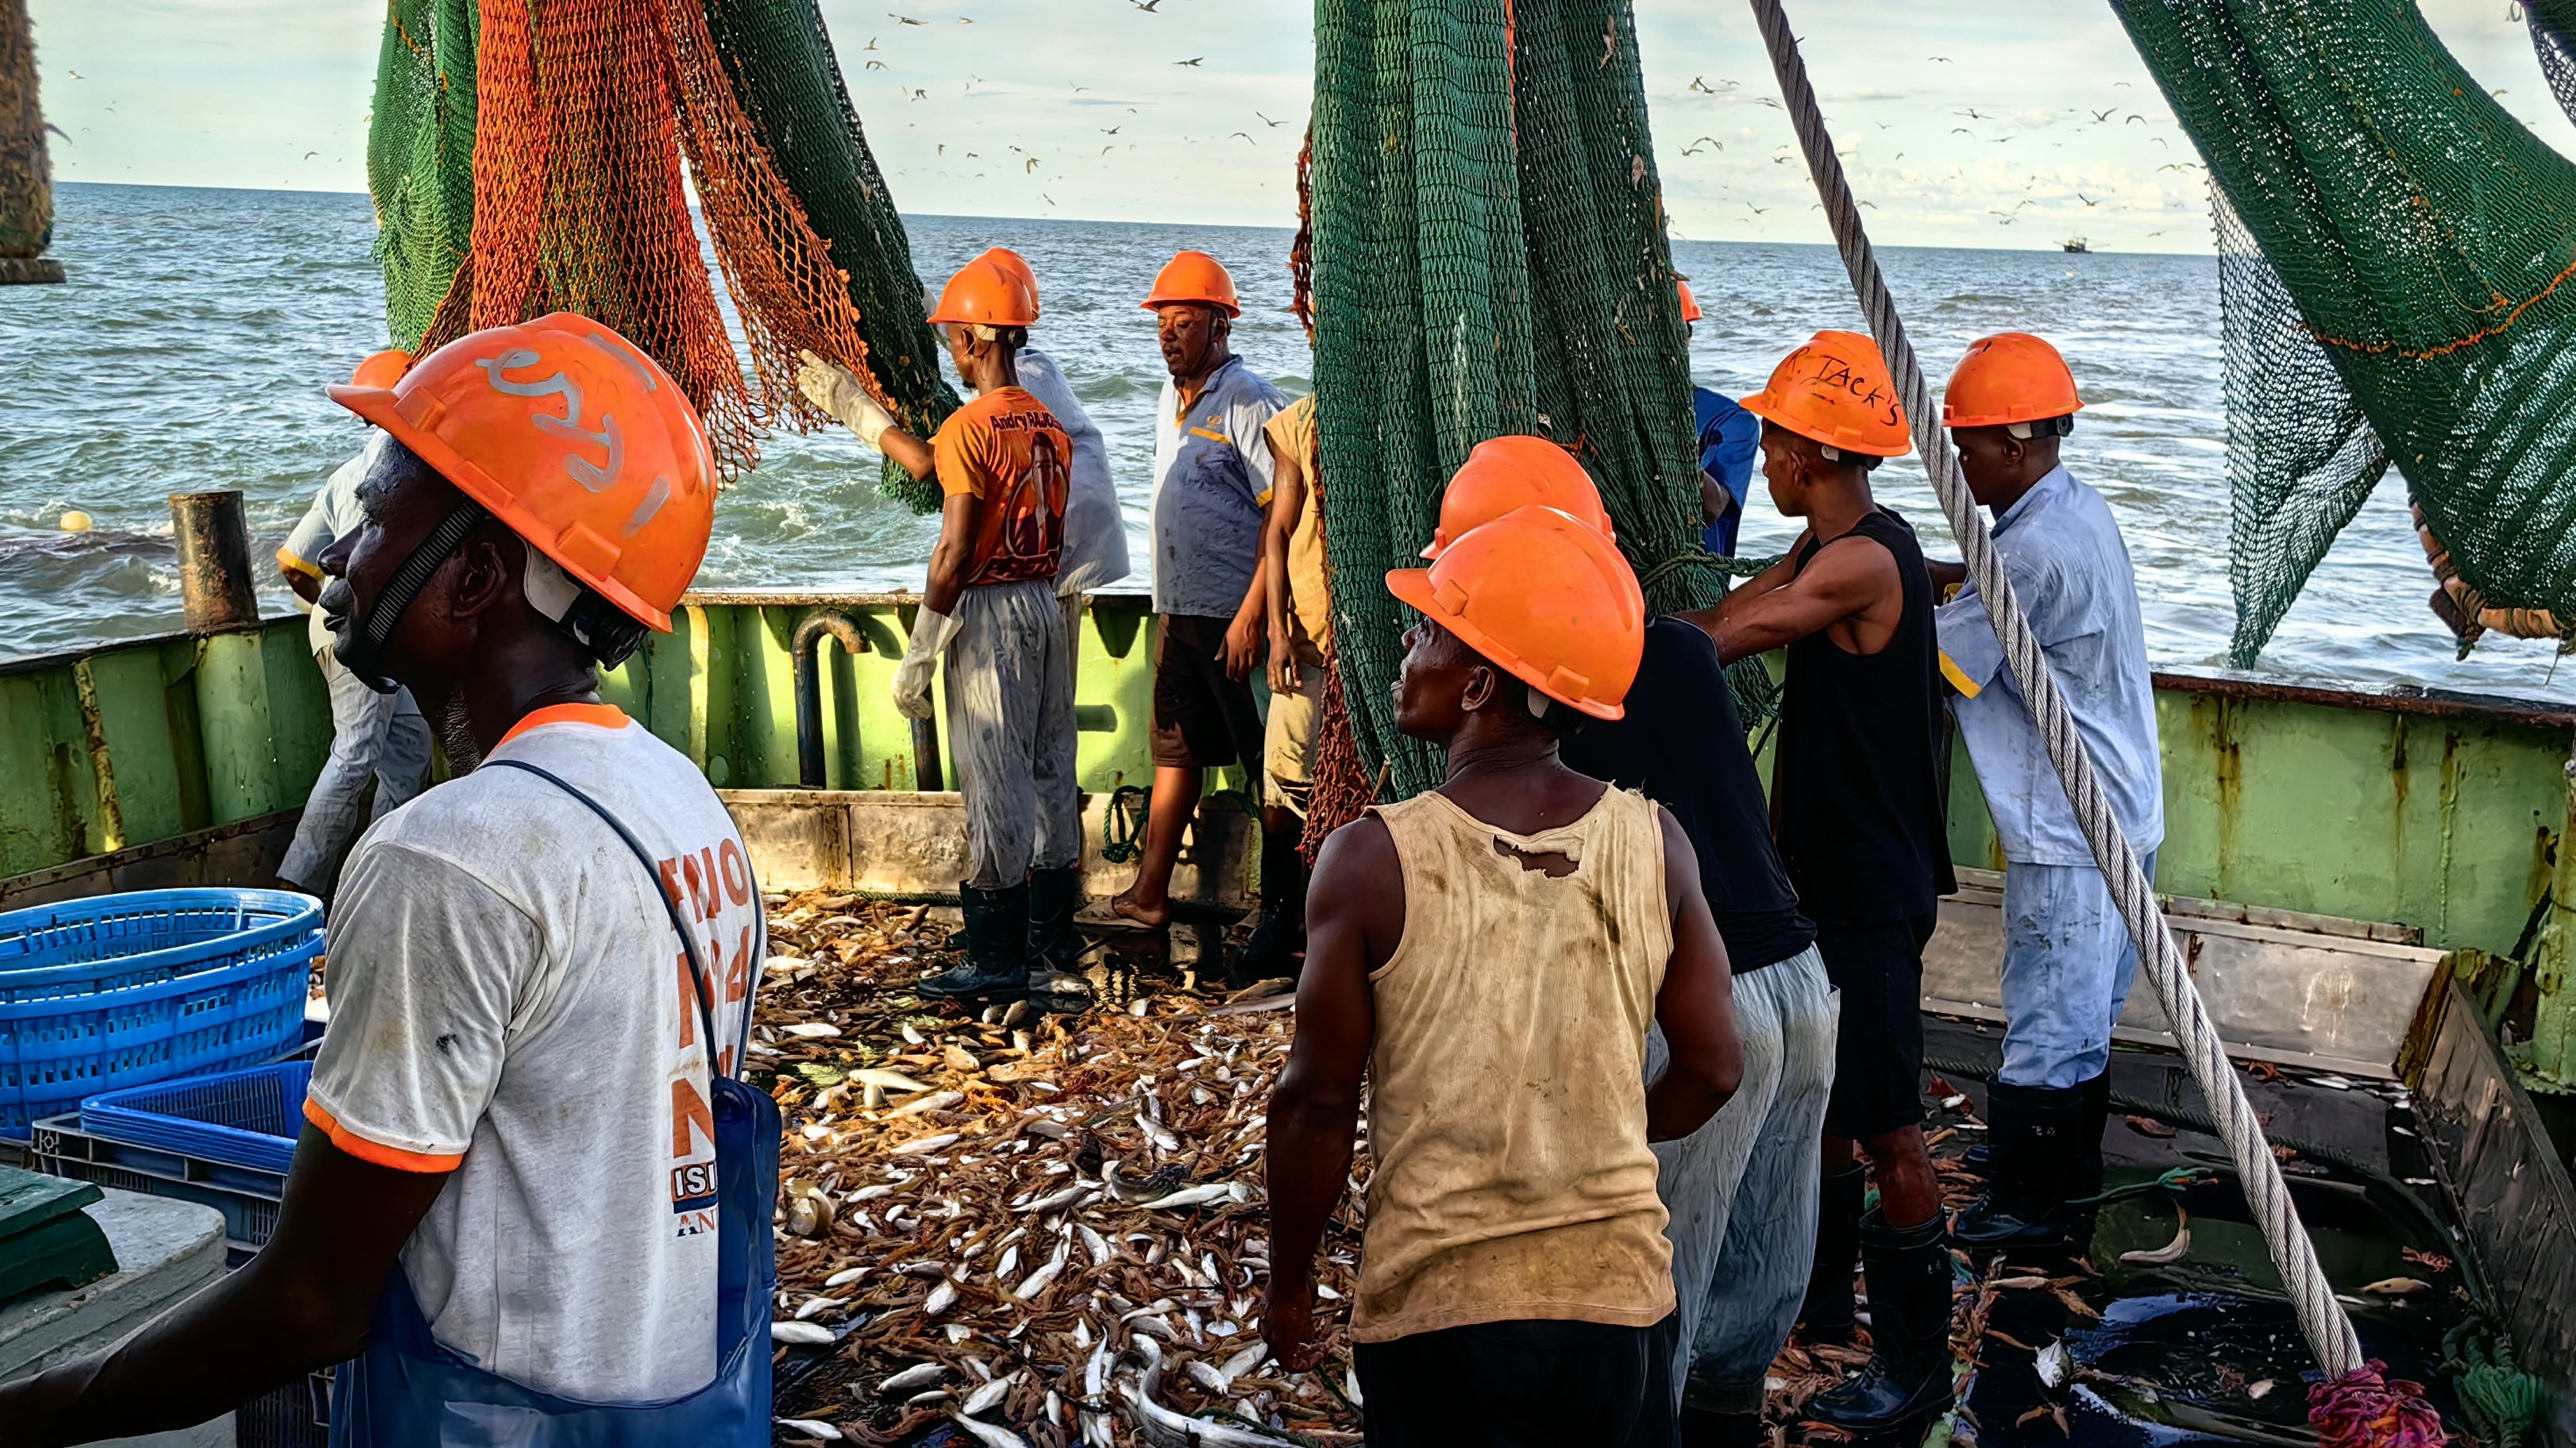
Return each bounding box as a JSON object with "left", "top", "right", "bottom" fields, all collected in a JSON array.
[
  {"left": 168, "top": 492, "right": 260, "bottom": 634},
  {"left": 791, "top": 611, "right": 870, "bottom": 789}
]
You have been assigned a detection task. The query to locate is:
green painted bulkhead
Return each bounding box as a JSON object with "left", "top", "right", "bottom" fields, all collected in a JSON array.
[{"left": 7, "top": 590, "right": 2573, "bottom": 972}]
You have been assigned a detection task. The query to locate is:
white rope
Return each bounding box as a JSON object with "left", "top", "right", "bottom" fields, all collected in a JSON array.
[{"left": 1744, "top": 0, "right": 2365, "bottom": 1379}]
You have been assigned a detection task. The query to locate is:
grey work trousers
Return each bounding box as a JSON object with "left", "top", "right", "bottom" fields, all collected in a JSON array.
[
  {"left": 944, "top": 578, "right": 1081, "bottom": 888},
  {"left": 278, "top": 643, "right": 433, "bottom": 894},
  {"left": 1645, "top": 944, "right": 1839, "bottom": 1413}
]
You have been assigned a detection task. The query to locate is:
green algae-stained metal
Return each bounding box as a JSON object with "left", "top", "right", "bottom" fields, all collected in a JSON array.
[
  {"left": 8, "top": 595, "right": 2574, "bottom": 1088},
  {"left": 0, "top": 618, "right": 331, "bottom": 877}
]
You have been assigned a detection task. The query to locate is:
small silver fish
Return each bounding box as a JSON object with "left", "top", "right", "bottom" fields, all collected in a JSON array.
[
  {"left": 771, "top": 1320, "right": 835, "bottom": 1346},
  {"left": 825, "top": 1265, "right": 869, "bottom": 1288},
  {"left": 877, "top": 1361, "right": 947, "bottom": 1396},
  {"left": 889, "top": 1090, "right": 966, "bottom": 1119},
  {"left": 962, "top": 1371, "right": 1016, "bottom": 1415},
  {"left": 784, "top": 1022, "right": 842, "bottom": 1038},
  {"left": 776, "top": 1417, "right": 843, "bottom": 1440},
  {"left": 892, "top": 1133, "right": 962, "bottom": 1157},
  {"left": 925, "top": 1277, "right": 959, "bottom": 1315},
  {"left": 1137, "top": 1182, "right": 1233, "bottom": 1212},
  {"left": 947, "top": 1411, "right": 1032, "bottom": 1448}
]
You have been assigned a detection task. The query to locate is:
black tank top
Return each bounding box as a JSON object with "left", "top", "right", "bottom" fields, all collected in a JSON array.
[
  {"left": 1560, "top": 618, "right": 1816, "bottom": 972},
  {"left": 1774, "top": 506, "right": 1956, "bottom": 924}
]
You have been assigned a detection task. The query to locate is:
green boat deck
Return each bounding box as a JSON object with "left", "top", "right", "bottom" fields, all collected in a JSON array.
[{"left": 6, "top": 589, "right": 2575, "bottom": 1087}]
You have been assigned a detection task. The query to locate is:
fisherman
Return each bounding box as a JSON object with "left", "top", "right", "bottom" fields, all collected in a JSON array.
[
  {"left": 1107, "top": 251, "right": 1291, "bottom": 936},
  {"left": 1390, "top": 438, "right": 1835, "bottom": 1448},
  {"left": 1680, "top": 280, "right": 1760, "bottom": 559},
  {"left": 1926, "top": 333, "right": 2161, "bottom": 1247},
  {"left": 1265, "top": 499, "right": 1742, "bottom": 1448},
  {"left": 0, "top": 315, "right": 774, "bottom": 1442},
  {"left": 1687, "top": 330, "right": 1958, "bottom": 1432},
  {"left": 271, "top": 414, "right": 433, "bottom": 898},
  {"left": 1249, "top": 386, "right": 1328, "bottom": 969},
  {"left": 797, "top": 255, "right": 1075, "bottom": 1001}
]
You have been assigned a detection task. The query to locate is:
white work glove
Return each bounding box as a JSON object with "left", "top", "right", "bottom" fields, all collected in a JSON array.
[
  {"left": 893, "top": 606, "right": 962, "bottom": 720},
  {"left": 797, "top": 349, "right": 898, "bottom": 451}
]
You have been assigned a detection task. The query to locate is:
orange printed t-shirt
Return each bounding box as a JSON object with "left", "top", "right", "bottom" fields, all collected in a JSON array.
[{"left": 932, "top": 387, "right": 1071, "bottom": 587}]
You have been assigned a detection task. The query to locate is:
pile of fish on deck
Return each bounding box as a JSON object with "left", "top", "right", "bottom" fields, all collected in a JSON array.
[{"left": 755, "top": 891, "right": 1367, "bottom": 1447}]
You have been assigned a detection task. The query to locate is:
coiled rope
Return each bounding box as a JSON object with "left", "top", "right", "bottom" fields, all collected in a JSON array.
[{"left": 1745, "top": 0, "right": 2366, "bottom": 1381}]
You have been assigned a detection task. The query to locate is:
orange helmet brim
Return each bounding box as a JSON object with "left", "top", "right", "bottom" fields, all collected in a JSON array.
[{"left": 1383, "top": 567, "right": 1625, "bottom": 722}]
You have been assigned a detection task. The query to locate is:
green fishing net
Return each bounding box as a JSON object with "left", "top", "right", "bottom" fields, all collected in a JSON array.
[
  {"left": 367, "top": 0, "right": 477, "bottom": 354},
  {"left": 1309, "top": 0, "right": 1726, "bottom": 798},
  {"left": 2115, "top": 0, "right": 2576, "bottom": 662},
  {"left": 697, "top": 0, "right": 959, "bottom": 512}
]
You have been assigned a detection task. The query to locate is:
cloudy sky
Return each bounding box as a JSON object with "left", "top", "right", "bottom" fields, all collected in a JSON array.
[{"left": 25, "top": 0, "right": 2576, "bottom": 252}]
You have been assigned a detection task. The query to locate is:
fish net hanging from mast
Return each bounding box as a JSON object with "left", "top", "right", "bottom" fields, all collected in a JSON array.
[
  {"left": 368, "top": 0, "right": 953, "bottom": 495},
  {"left": 2114, "top": 0, "right": 2576, "bottom": 661},
  {"left": 1308, "top": 0, "right": 1726, "bottom": 799}
]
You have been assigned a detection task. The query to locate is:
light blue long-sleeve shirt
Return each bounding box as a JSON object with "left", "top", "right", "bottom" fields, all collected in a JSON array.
[{"left": 1934, "top": 465, "right": 2163, "bottom": 866}]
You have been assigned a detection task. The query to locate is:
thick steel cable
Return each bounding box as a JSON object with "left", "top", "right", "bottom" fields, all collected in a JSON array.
[{"left": 1746, "top": 0, "right": 2365, "bottom": 1378}]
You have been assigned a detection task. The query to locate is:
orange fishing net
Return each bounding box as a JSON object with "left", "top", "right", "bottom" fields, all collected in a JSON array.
[{"left": 418, "top": 0, "right": 893, "bottom": 480}]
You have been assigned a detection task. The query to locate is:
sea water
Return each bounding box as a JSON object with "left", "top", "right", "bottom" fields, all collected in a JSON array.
[{"left": 2, "top": 182, "right": 2566, "bottom": 703}]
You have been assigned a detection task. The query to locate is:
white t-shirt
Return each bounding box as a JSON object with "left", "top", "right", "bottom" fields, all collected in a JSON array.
[{"left": 306, "top": 703, "right": 763, "bottom": 1402}]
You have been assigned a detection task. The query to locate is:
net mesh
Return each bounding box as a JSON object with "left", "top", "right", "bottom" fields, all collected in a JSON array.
[
  {"left": 372, "top": 0, "right": 949, "bottom": 494},
  {"left": 1309, "top": 0, "right": 1721, "bottom": 799},
  {"left": 2115, "top": 0, "right": 2576, "bottom": 661},
  {"left": 367, "top": 0, "right": 478, "bottom": 352}
]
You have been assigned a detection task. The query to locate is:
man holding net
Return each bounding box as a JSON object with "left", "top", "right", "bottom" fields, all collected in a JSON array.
[{"left": 1687, "top": 330, "right": 1958, "bottom": 1434}]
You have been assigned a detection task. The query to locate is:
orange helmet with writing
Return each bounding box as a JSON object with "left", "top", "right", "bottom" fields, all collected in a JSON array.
[
  {"left": 1421, "top": 435, "right": 1616, "bottom": 559},
  {"left": 1386, "top": 504, "right": 1646, "bottom": 721},
  {"left": 326, "top": 312, "right": 715, "bottom": 634},
  {"left": 1739, "top": 329, "right": 1912, "bottom": 460}
]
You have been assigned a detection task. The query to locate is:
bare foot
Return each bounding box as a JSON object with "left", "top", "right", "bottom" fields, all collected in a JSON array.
[{"left": 1109, "top": 884, "right": 1172, "bottom": 929}]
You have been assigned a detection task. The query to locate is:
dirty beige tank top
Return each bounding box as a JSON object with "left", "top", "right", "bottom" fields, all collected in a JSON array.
[{"left": 1350, "top": 784, "right": 1678, "bottom": 1342}]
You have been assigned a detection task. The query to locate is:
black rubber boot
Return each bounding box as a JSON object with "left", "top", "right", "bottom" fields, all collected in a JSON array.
[
  {"left": 1806, "top": 1210, "right": 1957, "bottom": 1432},
  {"left": 1799, "top": 1163, "right": 1865, "bottom": 1342},
  {"left": 1235, "top": 828, "right": 1307, "bottom": 975},
  {"left": 1678, "top": 1405, "right": 1764, "bottom": 1448},
  {"left": 2065, "top": 1069, "right": 2113, "bottom": 1246},
  {"left": 918, "top": 881, "right": 1031, "bottom": 1000},
  {"left": 1950, "top": 1080, "right": 2088, "bottom": 1248},
  {"left": 1024, "top": 867, "right": 1095, "bottom": 1012}
]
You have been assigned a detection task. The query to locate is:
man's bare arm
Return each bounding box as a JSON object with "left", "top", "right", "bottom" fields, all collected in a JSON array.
[
  {"left": 1705, "top": 533, "right": 1899, "bottom": 664},
  {"left": 1263, "top": 816, "right": 1397, "bottom": 1370},
  {"left": 1263, "top": 452, "right": 1308, "bottom": 695},
  {"left": 920, "top": 490, "right": 982, "bottom": 616},
  {"left": 0, "top": 1130, "right": 447, "bottom": 1446},
  {"left": 1675, "top": 530, "right": 1807, "bottom": 642},
  {"left": 1645, "top": 807, "right": 1743, "bottom": 1142}
]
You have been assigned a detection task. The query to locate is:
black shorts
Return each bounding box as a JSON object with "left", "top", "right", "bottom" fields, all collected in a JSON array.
[
  {"left": 1150, "top": 614, "right": 1266, "bottom": 774},
  {"left": 1353, "top": 1315, "right": 1680, "bottom": 1448},
  {"left": 1814, "top": 911, "right": 1934, "bottom": 1140}
]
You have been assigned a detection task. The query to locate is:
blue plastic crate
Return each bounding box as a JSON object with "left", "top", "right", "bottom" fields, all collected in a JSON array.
[
  {"left": 80, "top": 1061, "right": 311, "bottom": 1176},
  {"left": 0, "top": 890, "right": 322, "bottom": 1129}
]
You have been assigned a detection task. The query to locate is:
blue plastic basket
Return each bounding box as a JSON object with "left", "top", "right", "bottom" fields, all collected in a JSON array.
[
  {"left": 0, "top": 889, "right": 322, "bottom": 1130},
  {"left": 80, "top": 1060, "right": 311, "bottom": 1176}
]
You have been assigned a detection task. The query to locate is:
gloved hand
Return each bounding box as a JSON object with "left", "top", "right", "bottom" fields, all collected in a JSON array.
[
  {"left": 893, "top": 606, "right": 962, "bottom": 720},
  {"left": 797, "top": 349, "right": 898, "bottom": 451}
]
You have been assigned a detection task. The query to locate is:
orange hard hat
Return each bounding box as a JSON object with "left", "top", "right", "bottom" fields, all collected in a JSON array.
[
  {"left": 1386, "top": 503, "right": 1646, "bottom": 722},
  {"left": 1677, "top": 279, "right": 1703, "bottom": 323},
  {"left": 1421, "top": 435, "right": 1616, "bottom": 559},
  {"left": 351, "top": 349, "right": 411, "bottom": 391},
  {"left": 1140, "top": 250, "right": 1241, "bottom": 318},
  {"left": 1739, "top": 329, "right": 1912, "bottom": 459},
  {"left": 1942, "top": 331, "right": 2082, "bottom": 433},
  {"left": 929, "top": 255, "right": 1039, "bottom": 330},
  {"left": 326, "top": 312, "right": 715, "bottom": 634},
  {"left": 979, "top": 247, "right": 1041, "bottom": 319}
]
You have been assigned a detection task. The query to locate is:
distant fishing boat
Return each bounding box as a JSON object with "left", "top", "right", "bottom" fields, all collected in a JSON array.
[{"left": 2063, "top": 236, "right": 2090, "bottom": 253}]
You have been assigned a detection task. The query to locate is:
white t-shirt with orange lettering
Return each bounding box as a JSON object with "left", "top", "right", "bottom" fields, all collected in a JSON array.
[{"left": 305, "top": 703, "right": 762, "bottom": 1402}]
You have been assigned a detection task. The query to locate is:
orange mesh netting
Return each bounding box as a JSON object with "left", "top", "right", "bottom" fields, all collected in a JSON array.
[{"left": 418, "top": 0, "right": 897, "bottom": 481}]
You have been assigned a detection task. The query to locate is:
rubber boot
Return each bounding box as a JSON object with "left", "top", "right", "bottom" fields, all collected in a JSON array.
[
  {"left": 1950, "top": 1080, "right": 2088, "bottom": 1248},
  {"left": 1798, "top": 1163, "right": 1865, "bottom": 1342},
  {"left": 1235, "top": 828, "right": 1308, "bottom": 976},
  {"left": 2064, "top": 1069, "right": 2113, "bottom": 1247},
  {"left": 1026, "top": 867, "right": 1094, "bottom": 1012},
  {"left": 1806, "top": 1210, "right": 1957, "bottom": 1432},
  {"left": 918, "top": 881, "right": 1032, "bottom": 1000}
]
